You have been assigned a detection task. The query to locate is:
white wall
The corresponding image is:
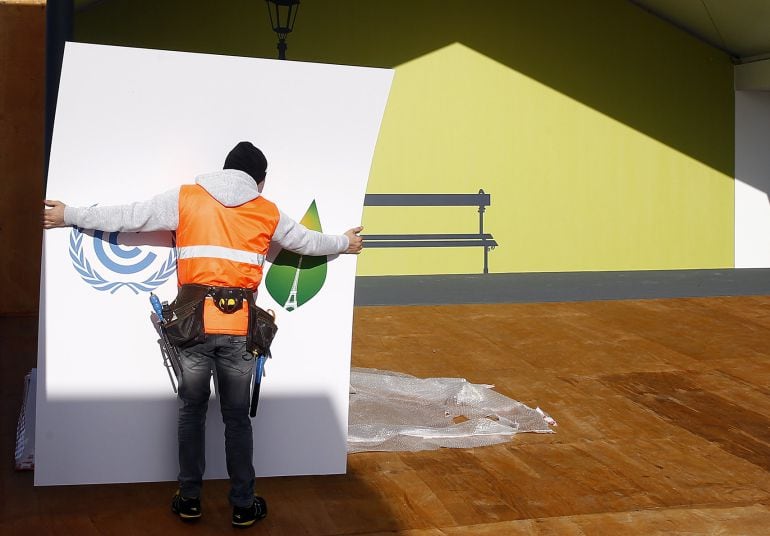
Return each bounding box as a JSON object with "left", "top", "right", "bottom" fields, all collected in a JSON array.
[{"left": 735, "top": 90, "right": 770, "bottom": 268}]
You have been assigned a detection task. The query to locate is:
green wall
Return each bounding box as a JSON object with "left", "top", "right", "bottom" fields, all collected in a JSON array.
[{"left": 75, "top": 0, "right": 735, "bottom": 276}]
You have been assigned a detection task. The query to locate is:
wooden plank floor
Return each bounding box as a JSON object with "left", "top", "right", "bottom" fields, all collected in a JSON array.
[{"left": 2, "top": 296, "right": 770, "bottom": 534}]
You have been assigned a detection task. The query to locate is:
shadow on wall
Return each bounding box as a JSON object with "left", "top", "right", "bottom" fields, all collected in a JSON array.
[
  {"left": 75, "top": 0, "right": 734, "bottom": 178},
  {"left": 32, "top": 394, "right": 349, "bottom": 483},
  {"left": 298, "top": 0, "right": 735, "bottom": 179}
]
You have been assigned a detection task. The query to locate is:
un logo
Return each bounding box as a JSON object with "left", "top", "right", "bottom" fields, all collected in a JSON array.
[{"left": 69, "top": 227, "right": 177, "bottom": 294}]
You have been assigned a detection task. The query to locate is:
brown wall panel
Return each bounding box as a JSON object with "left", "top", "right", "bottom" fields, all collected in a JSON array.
[{"left": 0, "top": 1, "right": 45, "bottom": 315}]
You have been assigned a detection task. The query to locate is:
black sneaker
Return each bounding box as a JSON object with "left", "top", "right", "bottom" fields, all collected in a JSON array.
[
  {"left": 171, "top": 490, "right": 202, "bottom": 521},
  {"left": 232, "top": 496, "right": 267, "bottom": 527}
]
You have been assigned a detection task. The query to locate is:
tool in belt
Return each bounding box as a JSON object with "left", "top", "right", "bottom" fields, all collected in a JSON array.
[
  {"left": 150, "top": 292, "right": 183, "bottom": 393},
  {"left": 150, "top": 285, "right": 278, "bottom": 417}
]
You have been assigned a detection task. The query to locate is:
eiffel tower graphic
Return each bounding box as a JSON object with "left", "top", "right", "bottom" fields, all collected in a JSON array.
[{"left": 283, "top": 254, "right": 304, "bottom": 311}]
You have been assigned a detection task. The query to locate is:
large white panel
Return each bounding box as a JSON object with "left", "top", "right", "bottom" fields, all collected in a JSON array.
[
  {"left": 37, "top": 43, "right": 392, "bottom": 485},
  {"left": 735, "top": 90, "right": 770, "bottom": 268}
]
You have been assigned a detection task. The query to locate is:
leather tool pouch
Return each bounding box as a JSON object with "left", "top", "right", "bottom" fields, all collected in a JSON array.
[
  {"left": 247, "top": 300, "right": 278, "bottom": 358},
  {"left": 163, "top": 284, "right": 209, "bottom": 349}
]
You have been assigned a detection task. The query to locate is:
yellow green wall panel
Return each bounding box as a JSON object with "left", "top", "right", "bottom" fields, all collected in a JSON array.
[{"left": 361, "top": 43, "right": 733, "bottom": 275}]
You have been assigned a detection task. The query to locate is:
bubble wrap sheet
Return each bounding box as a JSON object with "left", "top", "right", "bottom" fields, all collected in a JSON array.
[{"left": 348, "top": 368, "right": 555, "bottom": 453}]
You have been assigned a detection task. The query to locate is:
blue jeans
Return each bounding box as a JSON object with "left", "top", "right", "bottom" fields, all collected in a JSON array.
[{"left": 177, "top": 334, "right": 256, "bottom": 508}]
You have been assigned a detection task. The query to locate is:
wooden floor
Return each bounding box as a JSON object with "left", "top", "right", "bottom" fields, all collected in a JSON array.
[{"left": 2, "top": 296, "right": 770, "bottom": 534}]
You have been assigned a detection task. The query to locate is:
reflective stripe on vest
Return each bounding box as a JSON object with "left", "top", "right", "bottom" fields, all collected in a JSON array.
[
  {"left": 177, "top": 245, "right": 266, "bottom": 267},
  {"left": 176, "top": 184, "right": 280, "bottom": 335}
]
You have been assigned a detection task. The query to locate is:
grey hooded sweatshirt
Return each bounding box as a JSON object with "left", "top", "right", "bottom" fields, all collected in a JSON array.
[{"left": 63, "top": 169, "right": 349, "bottom": 255}]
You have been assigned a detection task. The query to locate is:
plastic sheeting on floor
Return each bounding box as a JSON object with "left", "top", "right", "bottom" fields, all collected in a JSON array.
[{"left": 348, "top": 368, "right": 555, "bottom": 453}]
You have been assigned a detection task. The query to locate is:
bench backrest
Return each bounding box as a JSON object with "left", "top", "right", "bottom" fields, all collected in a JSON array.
[{"left": 364, "top": 191, "right": 490, "bottom": 207}]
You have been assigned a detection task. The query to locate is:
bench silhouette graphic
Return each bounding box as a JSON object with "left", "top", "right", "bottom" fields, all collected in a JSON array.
[{"left": 362, "top": 190, "right": 498, "bottom": 274}]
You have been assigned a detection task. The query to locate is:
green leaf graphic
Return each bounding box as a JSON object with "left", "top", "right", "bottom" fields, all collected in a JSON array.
[{"left": 265, "top": 200, "right": 327, "bottom": 311}]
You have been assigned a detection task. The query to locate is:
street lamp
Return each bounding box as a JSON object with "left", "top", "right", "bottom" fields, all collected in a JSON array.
[{"left": 266, "top": 0, "right": 300, "bottom": 60}]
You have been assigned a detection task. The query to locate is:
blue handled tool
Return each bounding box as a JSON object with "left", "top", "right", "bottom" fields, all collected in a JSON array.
[
  {"left": 250, "top": 354, "right": 268, "bottom": 417},
  {"left": 150, "top": 292, "right": 182, "bottom": 393},
  {"left": 150, "top": 293, "right": 164, "bottom": 321}
]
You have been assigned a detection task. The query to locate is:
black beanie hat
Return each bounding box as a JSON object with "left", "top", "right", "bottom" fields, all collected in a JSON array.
[{"left": 224, "top": 142, "right": 268, "bottom": 183}]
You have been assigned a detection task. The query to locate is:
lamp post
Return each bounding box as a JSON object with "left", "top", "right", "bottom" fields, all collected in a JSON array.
[{"left": 266, "top": 0, "right": 300, "bottom": 60}]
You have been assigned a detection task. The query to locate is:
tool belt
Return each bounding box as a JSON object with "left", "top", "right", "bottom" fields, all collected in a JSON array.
[{"left": 161, "top": 284, "right": 278, "bottom": 356}]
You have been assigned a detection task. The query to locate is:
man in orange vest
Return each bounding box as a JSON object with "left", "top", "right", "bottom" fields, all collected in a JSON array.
[{"left": 43, "top": 142, "right": 363, "bottom": 527}]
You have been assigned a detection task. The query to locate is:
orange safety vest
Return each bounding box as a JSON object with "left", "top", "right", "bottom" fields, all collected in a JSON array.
[{"left": 176, "top": 184, "right": 280, "bottom": 335}]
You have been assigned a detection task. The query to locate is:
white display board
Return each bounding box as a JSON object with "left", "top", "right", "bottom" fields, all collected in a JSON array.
[{"left": 37, "top": 42, "right": 392, "bottom": 486}]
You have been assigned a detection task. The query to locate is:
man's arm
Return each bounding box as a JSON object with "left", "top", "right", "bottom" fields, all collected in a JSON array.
[
  {"left": 272, "top": 211, "right": 363, "bottom": 255},
  {"left": 42, "top": 188, "right": 180, "bottom": 232}
]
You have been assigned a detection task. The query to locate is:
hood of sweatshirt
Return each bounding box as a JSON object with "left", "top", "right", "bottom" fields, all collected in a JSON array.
[{"left": 195, "top": 169, "right": 260, "bottom": 207}]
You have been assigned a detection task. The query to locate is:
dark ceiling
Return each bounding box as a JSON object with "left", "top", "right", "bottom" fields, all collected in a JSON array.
[{"left": 631, "top": 0, "right": 770, "bottom": 62}]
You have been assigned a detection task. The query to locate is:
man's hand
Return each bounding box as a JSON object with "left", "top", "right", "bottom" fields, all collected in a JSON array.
[
  {"left": 344, "top": 226, "right": 364, "bottom": 254},
  {"left": 42, "top": 200, "right": 67, "bottom": 229}
]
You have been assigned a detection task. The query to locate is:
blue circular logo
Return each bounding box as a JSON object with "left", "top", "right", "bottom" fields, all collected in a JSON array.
[{"left": 69, "top": 227, "right": 177, "bottom": 294}]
